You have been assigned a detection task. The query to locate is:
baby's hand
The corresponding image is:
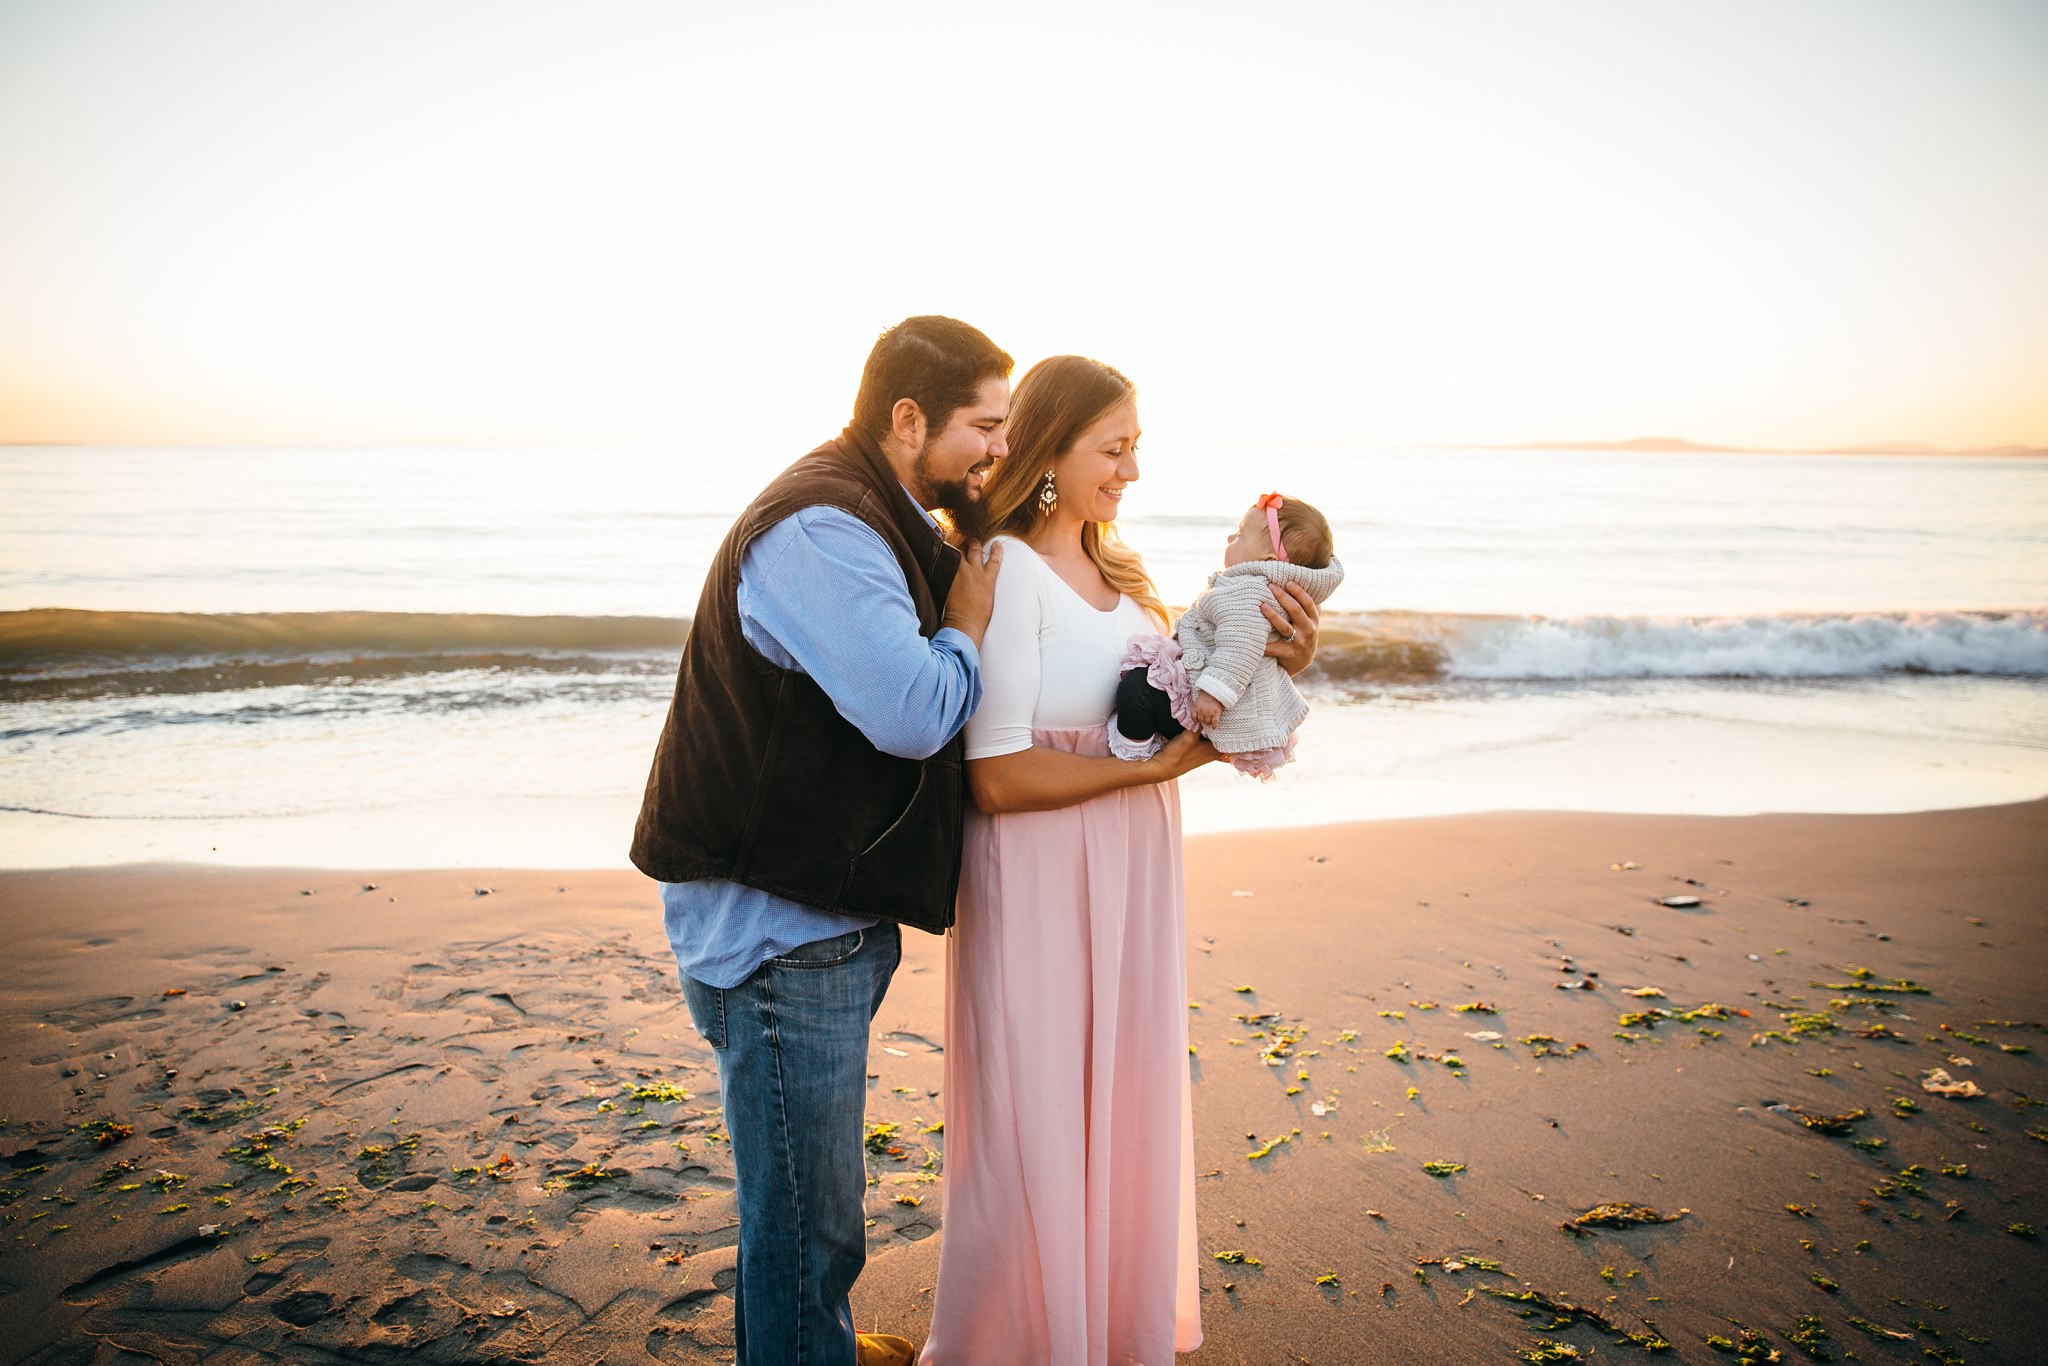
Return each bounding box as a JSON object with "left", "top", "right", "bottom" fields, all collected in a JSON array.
[{"left": 1191, "top": 691, "right": 1223, "bottom": 730}]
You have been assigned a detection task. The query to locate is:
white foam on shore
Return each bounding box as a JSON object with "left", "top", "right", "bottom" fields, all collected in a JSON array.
[{"left": 6, "top": 677, "right": 2043, "bottom": 869}]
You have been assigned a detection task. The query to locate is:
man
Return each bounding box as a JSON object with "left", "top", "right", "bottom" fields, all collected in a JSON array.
[{"left": 631, "top": 316, "right": 1012, "bottom": 1366}]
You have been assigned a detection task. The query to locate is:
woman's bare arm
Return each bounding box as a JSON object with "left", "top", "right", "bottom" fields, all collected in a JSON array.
[{"left": 968, "top": 730, "right": 1218, "bottom": 814}]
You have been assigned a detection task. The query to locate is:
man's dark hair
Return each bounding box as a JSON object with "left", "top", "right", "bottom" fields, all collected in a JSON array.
[{"left": 851, "top": 316, "right": 1013, "bottom": 447}]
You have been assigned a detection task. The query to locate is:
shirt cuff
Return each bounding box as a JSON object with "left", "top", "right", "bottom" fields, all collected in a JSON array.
[
  {"left": 932, "top": 625, "right": 980, "bottom": 670},
  {"left": 1195, "top": 675, "right": 1240, "bottom": 706}
]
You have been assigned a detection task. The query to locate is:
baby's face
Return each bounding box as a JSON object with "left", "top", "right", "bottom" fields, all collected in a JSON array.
[{"left": 1223, "top": 502, "right": 1272, "bottom": 567}]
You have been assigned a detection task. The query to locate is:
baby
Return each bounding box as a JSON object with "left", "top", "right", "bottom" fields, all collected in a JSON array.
[{"left": 1110, "top": 492, "right": 1344, "bottom": 779}]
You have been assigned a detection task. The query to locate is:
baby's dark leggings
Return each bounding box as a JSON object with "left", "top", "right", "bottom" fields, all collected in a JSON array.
[{"left": 1115, "top": 667, "right": 1185, "bottom": 743}]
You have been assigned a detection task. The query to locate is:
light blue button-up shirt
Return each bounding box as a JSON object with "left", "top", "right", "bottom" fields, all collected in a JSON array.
[{"left": 662, "top": 497, "right": 981, "bottom": 989}]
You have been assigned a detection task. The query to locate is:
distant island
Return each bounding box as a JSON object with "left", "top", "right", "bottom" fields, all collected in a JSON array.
[{"left": 1503, "top": 436, "right": 2048, "bottom": 457}]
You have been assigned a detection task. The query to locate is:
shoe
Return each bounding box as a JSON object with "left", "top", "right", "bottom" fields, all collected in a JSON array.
[{"left": 855, "top": 1333, "right": 919, "bottom": 1366}]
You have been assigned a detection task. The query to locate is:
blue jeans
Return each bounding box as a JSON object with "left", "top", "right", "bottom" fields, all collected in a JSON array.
[{"left": 680, "top": 923, "right": 902, "bottom": 1366}]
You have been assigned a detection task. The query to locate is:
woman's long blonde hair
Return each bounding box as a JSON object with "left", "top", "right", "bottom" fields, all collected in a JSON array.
[{"left": 980, "top": 355, "right": 1169, "bottom": 629}]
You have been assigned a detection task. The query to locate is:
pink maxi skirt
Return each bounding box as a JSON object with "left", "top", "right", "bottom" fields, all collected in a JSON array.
[{"left": 921, "top": 725, "right": 1201, "bottom": 1366}]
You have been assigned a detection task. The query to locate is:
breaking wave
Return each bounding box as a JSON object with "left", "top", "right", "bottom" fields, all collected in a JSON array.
[
  {"left": 1319, "top": 608, "right": 2048, "bottom": 683},
  {"left": 3, "top": 606, "right": 2044, "bottom": 703}
]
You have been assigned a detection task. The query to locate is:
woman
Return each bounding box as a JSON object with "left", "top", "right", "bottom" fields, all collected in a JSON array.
[{"left": 921, "top": 356, "right": 1317, "bottom": 1364}]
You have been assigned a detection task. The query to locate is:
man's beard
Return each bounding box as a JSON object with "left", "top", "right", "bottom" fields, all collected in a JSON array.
[
  {"left": 927, "top": 476, "right": 988, "bottom": 541},
  {"left": 913, "top": 452, "right": 990, "bottom": 542}
]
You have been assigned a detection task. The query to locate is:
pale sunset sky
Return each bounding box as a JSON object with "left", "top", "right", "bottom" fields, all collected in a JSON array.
[{"left": 1, "top": 0, "right": 2044, "bottom": 452}]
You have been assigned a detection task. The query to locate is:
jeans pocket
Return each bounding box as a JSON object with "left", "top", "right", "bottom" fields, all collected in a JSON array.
[
  {"left": 766, "top": 928, "right": 865, "bottom": 970},
  {"left": 680, "top": 976, "right": 727, "bottom": 1051}
]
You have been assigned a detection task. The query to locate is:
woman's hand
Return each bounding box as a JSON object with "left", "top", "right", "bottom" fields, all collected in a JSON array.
[
  {"left": 1140, "top": 729, "right": 1219, "bottom": 782},
  {"left": 1262, "top": 581, "right": 1321, "bottom": 676}
]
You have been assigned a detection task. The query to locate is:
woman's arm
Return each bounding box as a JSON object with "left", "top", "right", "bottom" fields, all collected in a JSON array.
[{"left": 968, "top": 730, "right": 1217, "bottom": 814}]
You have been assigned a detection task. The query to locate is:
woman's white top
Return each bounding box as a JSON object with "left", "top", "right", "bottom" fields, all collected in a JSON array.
[{"left": 964, "top": 536, "right": 1158, "bottom": 759}]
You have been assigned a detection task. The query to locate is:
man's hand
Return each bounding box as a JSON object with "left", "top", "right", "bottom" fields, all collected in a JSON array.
[
  {"left": 1262, "top": 581, "right": 1321, "bottom": 676},
  {"left": 1191, "top": 691, "right": 1223, "bottom": 730},
  {"left": 940, "top": 539, "right": 1004, "bottom": 649}
]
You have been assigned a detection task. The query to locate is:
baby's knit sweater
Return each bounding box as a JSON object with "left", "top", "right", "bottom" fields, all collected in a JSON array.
[{"left": 1178, "top": 556, "right": 1346, "bottom": 753}]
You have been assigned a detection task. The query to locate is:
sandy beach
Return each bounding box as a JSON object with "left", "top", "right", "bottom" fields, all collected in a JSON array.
[{"left": 3, "top": 801, "right": 2044, "bottom": 1364}]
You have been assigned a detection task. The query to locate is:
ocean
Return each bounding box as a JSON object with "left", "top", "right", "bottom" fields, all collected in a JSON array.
[{"left": 3, "top": 443, "right": 2045, "bottom": 868}]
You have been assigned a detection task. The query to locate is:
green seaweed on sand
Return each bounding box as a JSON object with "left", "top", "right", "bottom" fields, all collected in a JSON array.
[
  {"left": 1454, "top": 1002, "right": 1498, "bottom": 1014},
  {"left": 626, "top": 1080, "right": 691, "bottom": 1103},
  {"left": 1562, "top": 1202, "right": 1688, "bottom": 1235},
  {"left": 1516, "top": 1343, "right": 1582, "bottom": 1363},
  {"left": 1809, "top": 971, "right": 1928, "bottom": 994},
  {"left": 1484, "top": 1286, "right": 1672, "bottom": 1351},
  {"left": 864, "top": 1122, "right": 902, "bottom": 1156},
  {"left": 1519, "top": 1034, "right": 1587, "bottom": 1058},
  {"left": 75, "top": 1118, "right": 132, "bottom": 1148},
  {"left": 1416, "top": 1252, "right": 1506, "bottom": 1273},
  {"left": 1794, "top": 1109, "right": 1866, "bottom": 1135},
  {"left": 91, "top": 1158, "right": 142, "bottom": 1190},
  {"left": 1783, "top": 1013, "right": 1837, "bottom": 1036},
  {"left": 1786, "top": 1314, "right": 1829, "bottom": 1358},
  {"left": 1422, "top": 1160, "right": 1466, "bottom": 1176},
  {"left": 1212, "top": 1248, "right": 1261, "bottom": 1266},
  {"left": 544, "top": 1163, "right": 625, "bottom": 1192},
  {"left": 1384, "top": 1041, "right": 1411, "bottom": 1063},
  {"left": 1246, "top": 1132, "right": 1295, "bottom": 1160},
  {"left": 1315, "top": 1271, "right": 1340, "bottom": 1286},
  {"left": 225, "top": 1124, "right": 300, "bottom": 1175},
  {"left": 355, "top": 1132, "right": 421, "bottom": 1187},
  {"left": 1845, "top": 1317, "right": 1912, "bottom": 1342},
  {"left": 1706, "top": 1327, "right": 1782, "bottom": 1361}
]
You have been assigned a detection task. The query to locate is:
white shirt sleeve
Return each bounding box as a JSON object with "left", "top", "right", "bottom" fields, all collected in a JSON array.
[{"left": 963, "top": 538, "right": 1044, "bottom": 760}]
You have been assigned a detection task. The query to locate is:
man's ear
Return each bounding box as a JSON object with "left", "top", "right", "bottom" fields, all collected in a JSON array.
[{"left": 890, "top": 397, "right": 927, "bottom": 452}]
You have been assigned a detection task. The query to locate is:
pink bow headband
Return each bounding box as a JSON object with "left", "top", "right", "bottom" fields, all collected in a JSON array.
[{"left": 1258, "top": 492, "right": 1289, "bottom": 563}]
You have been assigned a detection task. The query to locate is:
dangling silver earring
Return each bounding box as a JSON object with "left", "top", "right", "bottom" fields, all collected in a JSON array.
[{"left": 1037, "top": 467, "right": 1057, "bottom": 516}]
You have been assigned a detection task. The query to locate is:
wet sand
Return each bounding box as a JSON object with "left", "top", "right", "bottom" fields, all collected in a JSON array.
[{"left": 2, "top": 801, "right": 2044, "bottom": 1363}]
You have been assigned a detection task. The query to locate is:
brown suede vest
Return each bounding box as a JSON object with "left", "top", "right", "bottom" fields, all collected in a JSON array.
[{"left": 628, "top": 429, "right": 965, "bottom": 933}]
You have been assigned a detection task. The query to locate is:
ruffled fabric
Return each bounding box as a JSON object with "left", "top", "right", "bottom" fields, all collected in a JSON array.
[
  {"left": 1118, "top": 632, "right": 1303, "bottom": 780},
  {"left": 1105, "top": 725, "right": 1161, "bottom": 762},
  {"left": 1224, "top": 731, "right": 1298, "bottom": 781},
  {"left": 1117, "top": 633, "right": 1198, "bottom": 732}
]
